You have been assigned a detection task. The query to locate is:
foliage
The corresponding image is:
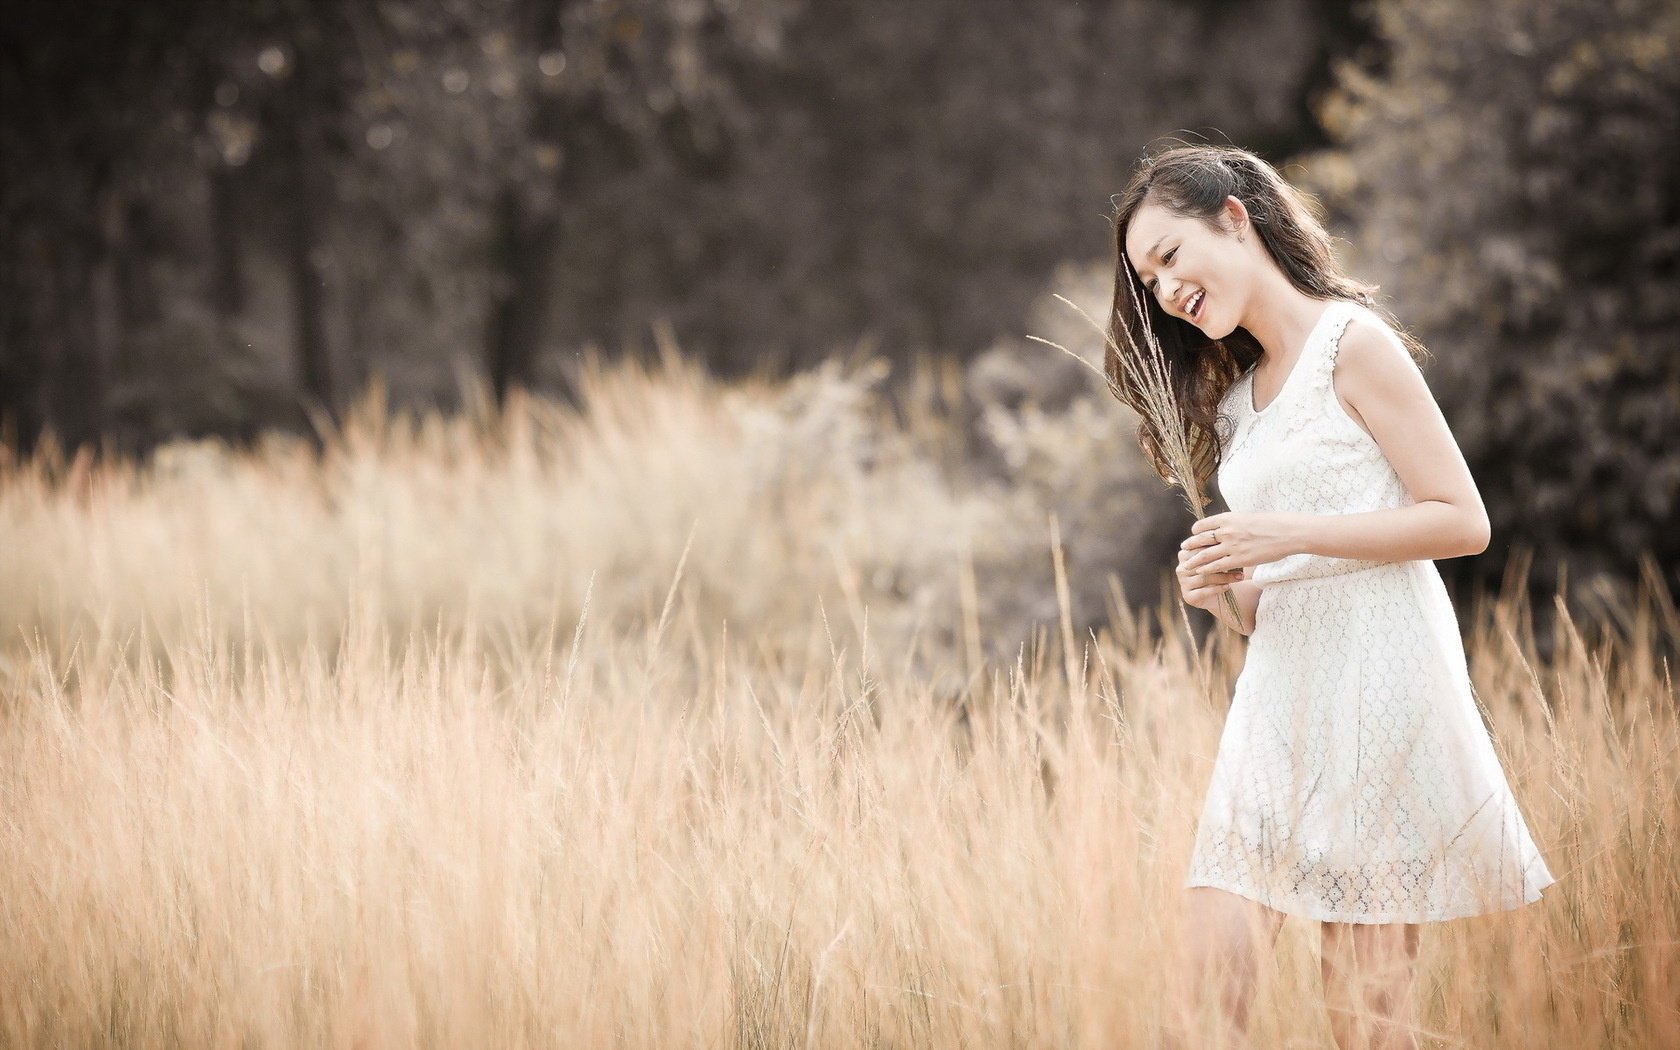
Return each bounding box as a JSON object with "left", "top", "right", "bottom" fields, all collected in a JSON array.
[{"left": 0, "top": 0, "right": 1328, "bottom": 452}]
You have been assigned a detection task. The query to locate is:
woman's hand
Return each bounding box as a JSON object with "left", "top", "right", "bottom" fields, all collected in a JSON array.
[
  {"left": 1181, "top": 512, "right": 1302, "bottom": 577},
  {"left": 1176, "top": 545, "right": 1244, "bottom": 615}
]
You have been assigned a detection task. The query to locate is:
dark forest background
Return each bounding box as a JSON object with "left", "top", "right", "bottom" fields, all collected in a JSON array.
[{"left": 2, "top": 0, "right": 1676, "bottom": 614}]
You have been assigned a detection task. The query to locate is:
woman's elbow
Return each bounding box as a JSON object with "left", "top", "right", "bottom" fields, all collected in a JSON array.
[{"left": 1460, "top": 508, "right": 1491, "bottom": 557}]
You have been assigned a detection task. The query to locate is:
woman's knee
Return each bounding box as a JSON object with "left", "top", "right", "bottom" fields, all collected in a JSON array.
[
  {"left": 1320, "top": 921, "right": 1421, "bottom": 990},
  {"left": 1183, "top": 887, "right": 1284, "bottom": 965},
  {"left": 1321, "top": 921, "right": 1420, "bottom": 960}
]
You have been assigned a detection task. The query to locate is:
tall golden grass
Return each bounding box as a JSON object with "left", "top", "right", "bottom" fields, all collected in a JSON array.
[{"left": 1, "top": 348, "right": 1675, "bottom": 1048}]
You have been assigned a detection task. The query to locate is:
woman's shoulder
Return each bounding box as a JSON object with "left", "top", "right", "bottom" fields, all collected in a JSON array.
[
  {"left": 1335, "top": 303, "right": 1415, "bottom": 364},
  {"left": 1326, "top": 303, "right": 1430, "bottom": 412}
]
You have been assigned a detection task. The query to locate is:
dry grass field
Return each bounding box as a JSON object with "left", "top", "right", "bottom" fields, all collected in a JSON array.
[{"left": 2, "top": 349, "right": 1676, "bottom": 1048}]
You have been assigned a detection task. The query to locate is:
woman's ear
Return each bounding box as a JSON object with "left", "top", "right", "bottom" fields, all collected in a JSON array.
[{"left": 1223, "top": 195, "right": 1249, "bottom": 236}]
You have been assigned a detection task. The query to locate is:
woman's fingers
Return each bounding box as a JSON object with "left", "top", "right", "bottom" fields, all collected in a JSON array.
[
  {"left": 1190, "top": 571, "right": 1241, "bottom": 589},
  {"left": 1181, "top": 568, "right": 1242, "bottom": 605},
  {"left": 1181, "top": 530, "right": 1220, "bottom": 550},
  {"left": 1182, "top": 545, "right": 1225, "bottom": 571},
  {"left": 1178, "top": 554, "right": 1241, "bottom": 582},
  {"left": 1184, "top": 581, "right": 1229, "bottom": 607}
]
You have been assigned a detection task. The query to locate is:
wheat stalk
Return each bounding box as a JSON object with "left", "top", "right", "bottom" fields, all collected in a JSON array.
[{"left": 1026, "top": 281, "right": 1246, "bottom": 629}]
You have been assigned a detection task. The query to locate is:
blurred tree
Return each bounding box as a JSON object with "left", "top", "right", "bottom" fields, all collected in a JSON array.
[
  {"left": 2, "top": 0, "right": 1333, "bottom": 454},
  {"left": 669, "top": 0, "right": 1327, "bottom": 378},
  {"left": 0, "top": 0, "right": 226, "bottom": 450},
  {"left": 479, "top": 0, "right": 790, "bottom": 404},
  {"left": 1316, "top": 0, "right": 1680, "bottom": 601},
  {"left": 272, "top": 9, "right": 347, "bottom": 411}
]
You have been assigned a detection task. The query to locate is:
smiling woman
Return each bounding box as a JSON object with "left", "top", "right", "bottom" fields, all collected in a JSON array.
[{"left": 1101, "top": 143, "right": 1557, "bottom": 1050}]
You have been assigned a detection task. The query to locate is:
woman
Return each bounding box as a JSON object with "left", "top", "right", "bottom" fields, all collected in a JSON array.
[{"left": 1106, "top": 144, "right": 1556, "bottom": 1049}]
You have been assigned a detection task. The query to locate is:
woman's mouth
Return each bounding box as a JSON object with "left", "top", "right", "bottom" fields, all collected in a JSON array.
[{"left": 1187, "top": 290, "right": 1206, "bottom": 322}]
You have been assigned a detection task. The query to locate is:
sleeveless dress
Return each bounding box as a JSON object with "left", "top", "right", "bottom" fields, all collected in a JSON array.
[{"left": 1185, "top": 299, "right": 1557, "bottom": 924}]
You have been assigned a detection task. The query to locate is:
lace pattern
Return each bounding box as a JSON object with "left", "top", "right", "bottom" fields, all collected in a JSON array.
[{"left": 1188, "top": 300, "right": 1557, "bottom": 923}]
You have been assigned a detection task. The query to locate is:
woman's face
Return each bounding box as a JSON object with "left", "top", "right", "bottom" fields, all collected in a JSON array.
[{"left": 1123, "top": 198, "right": 1246, "bottom": 336}]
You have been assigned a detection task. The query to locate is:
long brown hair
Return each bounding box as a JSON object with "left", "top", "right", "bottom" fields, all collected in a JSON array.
[{"left": 1106, "top": 143, "right": 1427, "bottom": 492}]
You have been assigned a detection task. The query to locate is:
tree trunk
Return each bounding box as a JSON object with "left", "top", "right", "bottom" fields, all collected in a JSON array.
[
  {"left": 280, "top": 58, "right": 334, "bottom": 416},
  {"left": 486, "top": 0, "right": 573, "bottom": 408},
  {"left": 208, "top": 163, "right": 245, "bottom": 322},
  {"left": 487, "top": 186, "right": 562, "bottom": 406},
  {"left": 0, "top": 225, "right": 53, "bottom": 458},
  {"left": 50, "top": 236, "right": 107, "bottom": 451}
]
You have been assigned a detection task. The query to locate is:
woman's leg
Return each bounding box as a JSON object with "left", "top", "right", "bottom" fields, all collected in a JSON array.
[
  {"left": 1319, "top": 921, "right": 1422, "bottom": 1050},
  {"left": 1175, "top": 887, "right": 1287, "bottom": 1047}
]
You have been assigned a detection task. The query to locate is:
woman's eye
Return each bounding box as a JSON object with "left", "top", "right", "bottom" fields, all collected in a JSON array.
[{"left": 1145, "top": 248, "right": 1177, "bottom": 295}]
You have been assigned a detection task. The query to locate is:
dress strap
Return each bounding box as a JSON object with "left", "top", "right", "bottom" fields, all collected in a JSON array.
[
  {"left": 1307, "top": 300, "right": 1361, "bottom": 393},
  {"left": 1278, "top": 301, "right": 1360, "bottom": 438},
  {"left": 1310, "top": 300, "right": 1364, "bottom": 383},
  {"left": 1215, "top": 371, "right": 1249, "bottom": 450}
]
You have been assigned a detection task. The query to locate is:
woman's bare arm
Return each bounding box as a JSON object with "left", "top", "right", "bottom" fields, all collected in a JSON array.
[{"left": 1281, "top": 317, "right": 1490, "bottom": 562}]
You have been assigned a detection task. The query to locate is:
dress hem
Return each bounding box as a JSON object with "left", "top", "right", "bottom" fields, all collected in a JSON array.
[{"left": 1183, "top": 874, "right": 1557, "bottom": 925}]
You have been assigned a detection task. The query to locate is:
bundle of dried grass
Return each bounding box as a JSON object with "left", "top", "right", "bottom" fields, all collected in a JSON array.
[{"left": 1028, "top": 281, "right": 1245, "bottom": 628}]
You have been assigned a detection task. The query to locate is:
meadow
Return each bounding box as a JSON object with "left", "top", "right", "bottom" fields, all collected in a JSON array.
[{"left": 2, "top": 348, "right": 1675, "bottom": 1048}]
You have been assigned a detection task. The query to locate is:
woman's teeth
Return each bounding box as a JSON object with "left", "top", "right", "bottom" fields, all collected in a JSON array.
[{"left": 1188, "top": 291, "right": 1205, "bottom": 319}]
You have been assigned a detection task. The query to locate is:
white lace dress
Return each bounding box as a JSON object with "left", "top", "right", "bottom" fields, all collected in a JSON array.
[{"left": 1185, "top": 299, "right": 1557, "bottom": 923}]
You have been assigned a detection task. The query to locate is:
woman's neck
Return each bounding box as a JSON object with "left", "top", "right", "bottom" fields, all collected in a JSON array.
[{"left": 1240, "top": 281, "right": 1329, "bottom": 367}]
